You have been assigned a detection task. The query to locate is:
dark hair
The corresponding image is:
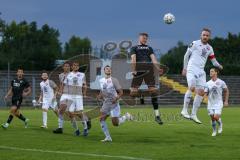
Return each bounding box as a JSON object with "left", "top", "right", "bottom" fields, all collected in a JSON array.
[
  {"left": 41, "top": 70, "right": 48, "bottom": 74},
  {"left": 139, "top": 32, "right": 149, "bottom": 37},
  {"left": 63, "top": 61, "right": 70, "bottom": 66},
  {"left": 72, "top": 61, "right": 79, "bottom": 66},
  {"left": 17, "top": 67, "right": 23, "bottom": 71},
  {"left": 202, "top": 28, "right": 211, "bottom": 34},
  {"left": 104, "top": 65, "right": 111, "bottom": 70},
  {"left": 211, "top": 67, "right": 219, "bottom": 74}
]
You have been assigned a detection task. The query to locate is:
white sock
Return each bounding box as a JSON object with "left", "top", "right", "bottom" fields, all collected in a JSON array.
[
  {"left": 182, "top": 90, "right": 192, "bottom": 113},
  {"left": 154, "top": 110, "right": 159, "bottom": 117},
  {"left": 100, "top": 120, "right": 111, "bottom": 138},
  {"left": 191, "top": 95, "right": 203, "bottom": 116},
  {"left": 118, "top": 116, "right": 127, "bottom": 125},
  {"left": 42, "top": 111, "right": 47, "bottom": 126},
  {"left": 71, "top": 118, "right": 79, "bottom": 130},
  {"left": 82, "top": 121, "right": 88, "bottom": 130},
  {"left": 217, "top": 118, "right": 222, "bottom": 127},
  {"left": 58, "top": 114, "right": 64, "bottom": 128}
]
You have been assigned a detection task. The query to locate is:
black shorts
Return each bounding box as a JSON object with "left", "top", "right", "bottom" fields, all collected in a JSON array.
[
  {"left": 131, "top": 63, "right": 156, "bottom": 88},
  {"left": 12, "top": 97, "right": 23, "bottom": 109}
]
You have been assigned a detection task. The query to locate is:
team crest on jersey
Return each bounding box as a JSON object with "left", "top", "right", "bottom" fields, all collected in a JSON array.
[
  {"left": 137, "top": 46, "right": 149, "bottom": 50},
  {"left": 201, "top": 48, "right": 207, "bottom": 57},
  {"left": 206, "top": 46, "right": 210, "bottom": 50},
  {"left": 188, "top": 42, "right": 193, "bottom": 48},
  {"left": 216, "top": 82, "right": 220, "bottom": 85},
  {"left": 73, "top": 77, "right": 78, "bottom": 85},
  {"left": 102, "top": 83, "right": 107, "bottom": 89}
]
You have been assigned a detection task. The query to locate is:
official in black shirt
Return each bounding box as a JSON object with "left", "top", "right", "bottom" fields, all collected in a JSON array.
[
  {"left": 130, "top": 33, "right": 163, "bottom": 124},
  {"left": 2, "top": 68, "right": 31, "bottom": 129}
]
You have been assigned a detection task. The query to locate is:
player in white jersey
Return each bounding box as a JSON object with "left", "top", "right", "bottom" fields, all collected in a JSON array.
[
  {"left": 38, "top": 72, "right": 58, "bottom": 128},
  {"left": 53, "top": 62, "right": 70, "bottom": 134},
  {"left": 55, "top": 61, "right": 88, "bottom": 136},
  {"left": 205, "top": 68, "right": 229, "bottom": 136},
  {"left": 98, "top": 65, "right": 133, "bottom": 142},
  {"left": 181, "top": 28, "right": 223, "bottom": 124}
]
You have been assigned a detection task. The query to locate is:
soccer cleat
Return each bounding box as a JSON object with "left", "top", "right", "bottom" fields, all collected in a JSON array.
[
  {"left": 212, "top": 131, "right": 217, "bottom": 137},
  {"left": 24, "top": 119, "right": 29, "bottom": 128},
  {"left": 155, "top": 116, "right": 163, "bottom": 125},
  {"left": 1, "top": 123, "right": 9, "bottom": 129},
  {"left": 218, "top": 124, "right": 223, "bottom": 134},
  {"left": 101, "top": 137, "right": 112, "bottom": 142},
  {"left": 125, "top": 112, "right": 133, "bottom": 121},
  {"left": 40, "top": 125, "right": 48, "bottom": 129},
  {"left": 190, "top": 115, "right": 202, "bottom": 124},
  {"left": 181, "top": 111, "right": 191, "bottom": 119},
  {"left": 75, "top": 129, "right": 81, "bottom": 136},
  {"left": 53, "top": 128, "right": 63, "bottom": 134},
  {"left": 87, "top": 119, "right": 92, "bottom": 130},
  {"left": 83, "top": 129, "right": 88, "bottom": 137}
]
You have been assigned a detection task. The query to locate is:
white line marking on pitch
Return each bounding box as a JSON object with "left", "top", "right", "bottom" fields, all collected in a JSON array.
[{"left": 0, "top": 145, "right": 151, "bottom": 160}]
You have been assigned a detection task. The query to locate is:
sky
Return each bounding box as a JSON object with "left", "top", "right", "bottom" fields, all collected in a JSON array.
[{"left": 0, "top": 0, "right": 240, "bottom": 53}]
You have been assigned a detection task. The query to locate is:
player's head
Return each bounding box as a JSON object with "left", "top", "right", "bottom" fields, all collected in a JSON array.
[
  {"left": 139, "top": 32, "right": 148, "bottom": 45},
  {"left": 201, "top": 28, "right": 211, "bottom": 44},
  {"left": 17, "top": 67, "right": 24, "bottom": 79},
  {"left": 41, "top": 71, "right": 48, "bottom": 81},
  {"left": 104, "top": 65, "right": 111, "bottom": 76},
  {"left": 62, "top": 62, "right": 70, "bottom": 73},
  {"left": 210, "top": 67, "right": 219, "bottom": 79},
  {"left": 72, "top": 61, "right": 79, "bottom": 72}
]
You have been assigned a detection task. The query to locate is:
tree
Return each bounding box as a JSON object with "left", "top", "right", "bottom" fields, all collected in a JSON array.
[
  {"left": 63, "top": 36, "right": 91, "bottom": 59},
  {"left": 0, "top": 21, "right": 62, "bottom": 70}
]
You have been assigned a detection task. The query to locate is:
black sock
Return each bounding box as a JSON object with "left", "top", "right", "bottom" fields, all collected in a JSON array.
[
  {"left": 151, "top": 97, "right": 159, "bottom": 110},
  {"left": 17, "top": 114, "right": 26, "bottom": 122},
  {"left": 7, "top": 115, "right": 14, "bottom": 124}
]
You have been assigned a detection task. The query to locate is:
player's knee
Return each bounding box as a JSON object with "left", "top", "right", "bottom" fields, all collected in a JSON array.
[
  {"left": 210, "top": 115, "right": 215, "bottom": 121},
  {"left": 197, "top": 89, "right": 205, "bottom": 96},
  {"left": 112, "top": 118, "right": 119, "bottom": 126},
  {"left": 190, "top": 87, "right": 195, "bottom": 92},
  {"left": 130, "top": 88, "right": 139, "bottom": 97},
  {"left": 148, "top": 87, "right": 158, "bottom": 96},
  {"left": 42, "top": 108, "right": 48, "bottom": 112},
  {"left": 214, "top": 115, "right": 219, "bottom": 121}
]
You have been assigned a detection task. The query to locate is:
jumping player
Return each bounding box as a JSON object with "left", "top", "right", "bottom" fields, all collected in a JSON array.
[
  {"left": 181, "top": 28, "right": 223, "bottom": 124},
  {"left": 130, "top": 33, "right": 163, "bottom": 124}
]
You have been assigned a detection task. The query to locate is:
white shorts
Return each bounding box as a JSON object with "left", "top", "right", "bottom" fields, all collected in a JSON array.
[
  {"left": 101, "top": 103, "right": 121, "bottom": 118},
  {"left": 187, "top": 70, "right": 206, "bottom": 89},
  {"left": 42, "top": 98, "right": 57, "bottom": 110},
  {"left": 208, "top": 108, "right": 222, "bottom": 116},
  {"left": 60, "top": 94, "right": 83, "bottom": 112}
]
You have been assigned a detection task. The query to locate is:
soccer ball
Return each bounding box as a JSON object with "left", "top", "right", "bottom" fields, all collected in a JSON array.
[{"left": 163, "top": 13, "right": 175, "bottom": 24}]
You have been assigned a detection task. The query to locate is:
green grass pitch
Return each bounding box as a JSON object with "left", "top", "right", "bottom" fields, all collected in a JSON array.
[{"left": 0, "top": 106, "right": 240, "bottom": 160}]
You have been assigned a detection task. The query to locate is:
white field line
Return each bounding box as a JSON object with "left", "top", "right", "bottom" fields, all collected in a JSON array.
[{"left": 0, "top": 145, "right": 152, "bottom": 160}]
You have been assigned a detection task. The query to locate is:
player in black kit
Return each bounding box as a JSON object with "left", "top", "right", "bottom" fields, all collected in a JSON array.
[
  {"left": 130, "top": 33, "right": 163, "bottom": 124},
  {"left": 2, "top": 68, "right": 31, "bottom": 129}
]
